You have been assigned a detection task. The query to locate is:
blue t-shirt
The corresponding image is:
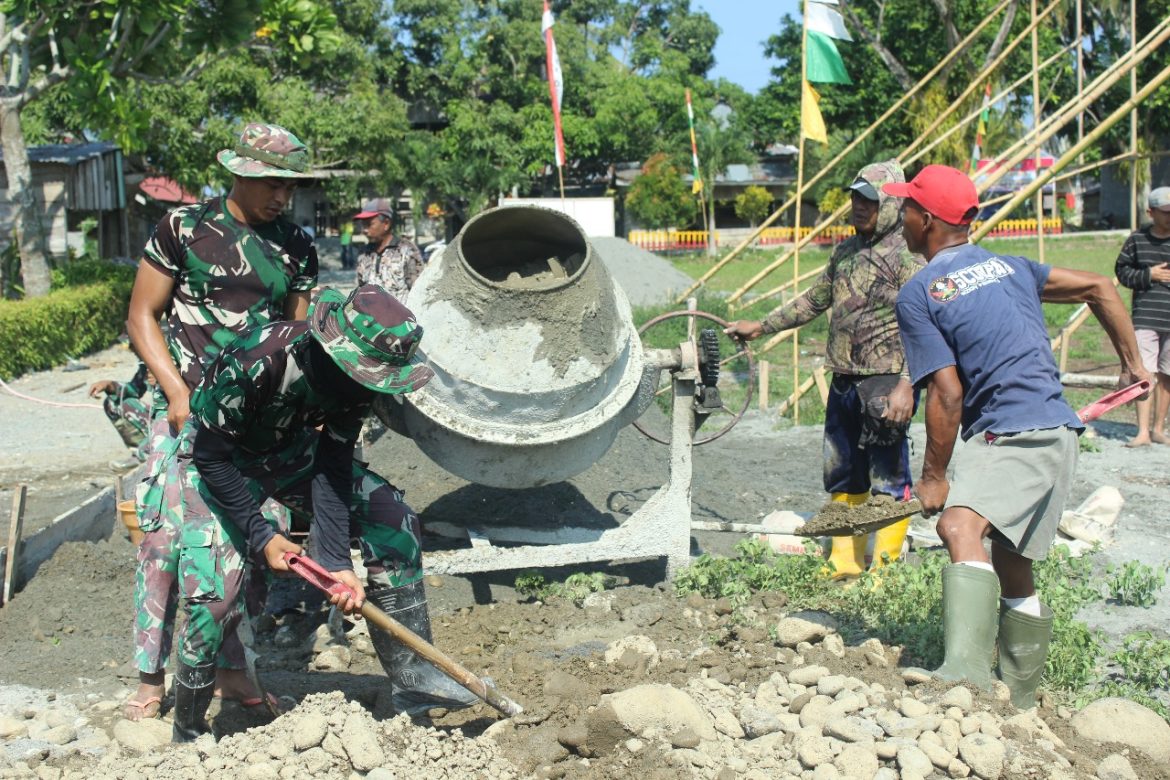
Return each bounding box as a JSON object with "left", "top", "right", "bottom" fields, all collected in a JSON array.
[{"left": 894, "top": 243, "right": 1082, "bottom": 440}]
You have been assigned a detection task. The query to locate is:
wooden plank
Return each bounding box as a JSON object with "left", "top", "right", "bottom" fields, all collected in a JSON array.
[
  {"left": 3, "top": 484, "right": 27, "bottom": 605},
  {"left": 813, "top": 366, "right": 830, "bottom": 405}
]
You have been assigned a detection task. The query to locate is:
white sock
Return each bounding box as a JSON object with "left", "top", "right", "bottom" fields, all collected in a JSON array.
[
  {"left": 1002, "top": 595, "right": 1042, "bottom": 616},
  {"left": 957, "top": 560, "right": 995, "bottom": 573}
]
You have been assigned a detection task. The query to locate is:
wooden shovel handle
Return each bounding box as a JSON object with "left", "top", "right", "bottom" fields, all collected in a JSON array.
[{"left": 283, "top": 552, "right": 523, "bottom": 717}]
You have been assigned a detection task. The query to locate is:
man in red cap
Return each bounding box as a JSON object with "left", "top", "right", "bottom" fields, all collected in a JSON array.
[
  {"left": 354, "top": 198, "right": 424, "bottom": 303},
  {"left": 888, "top": 164, "right": 1147, "bottom": 708}
]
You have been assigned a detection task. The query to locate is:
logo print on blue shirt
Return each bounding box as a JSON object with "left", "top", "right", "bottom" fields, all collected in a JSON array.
[
  {"left": 929, "top": 257, "right": 1015, "bottom": 303},
  {"left": 929, "top": 277, "right": 959, "bottom": 302}
]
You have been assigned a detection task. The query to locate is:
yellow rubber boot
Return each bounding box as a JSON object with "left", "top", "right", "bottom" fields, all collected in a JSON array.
[
  {"left": 872, "top": 517, "right": 910, "bottom": 569},
  {"left": 823, "top": 492, "right": 868, "bottom": 580}
]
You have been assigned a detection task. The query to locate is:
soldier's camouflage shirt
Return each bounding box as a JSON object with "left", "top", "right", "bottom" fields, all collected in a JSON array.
[
  {"left": 143, "top": 197, "right": 319, "bottom": 390},
  {"left": 189, "top": 321, "right": 366, "bottom": 456},
  {"left": 355, "top": 236, "right": 423, "bottom": 302},
  {"left": 761, "top": 160, "right": 925, "bottom": 376}
]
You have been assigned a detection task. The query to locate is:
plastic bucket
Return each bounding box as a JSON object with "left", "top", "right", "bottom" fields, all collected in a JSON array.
[{"left": 118, "top": 499, "right": 144, "bottom": 546}]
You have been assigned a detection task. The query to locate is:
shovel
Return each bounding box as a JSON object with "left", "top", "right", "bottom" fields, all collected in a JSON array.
[
  {"left": 795, "top": 380, "right": 1151, "bottom": 538},
  {"left": 283, "top": 552, "right": 524, "bottom": 718}
]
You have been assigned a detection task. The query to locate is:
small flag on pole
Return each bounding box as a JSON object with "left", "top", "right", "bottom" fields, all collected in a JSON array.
[
  {"left": 969, "top": 81, "right": 992, "bottom": 176},
  {"left": 686, "top": 89, "right": 703, "bottom": 194},
  {"left": 542, "top": 0, "right": 566, "bottom": 168},
  {"left": 805, "top": 1, "right": 852, "bottom": 85},
  {"left": 801, "top": 80, "right": 828, "bottom": 145}
]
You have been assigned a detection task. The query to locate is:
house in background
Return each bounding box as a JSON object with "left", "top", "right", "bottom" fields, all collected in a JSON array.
[{"left": 0, "top": 142, "right": 129, "bottom": 260}]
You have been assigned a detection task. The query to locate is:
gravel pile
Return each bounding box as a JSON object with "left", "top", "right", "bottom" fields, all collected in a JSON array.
[{"left": 589, "top": 237, "right": 695, "bottom": 306}]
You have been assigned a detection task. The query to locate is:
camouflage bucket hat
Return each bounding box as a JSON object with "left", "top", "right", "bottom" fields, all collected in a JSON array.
[
  {"left": 217, "top": 123, "right": 313, "bottom": 179},
  {"left": 309, "top": 285, "right": 433, "bottom": 395}
]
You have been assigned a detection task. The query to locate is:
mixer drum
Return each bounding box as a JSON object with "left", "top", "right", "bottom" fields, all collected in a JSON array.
[{"left": 393, "top": 205, "right": 654, "bottom": 489}]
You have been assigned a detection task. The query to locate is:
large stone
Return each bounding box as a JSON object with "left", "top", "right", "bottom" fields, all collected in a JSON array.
[
  {"left": 738, "top": 706, "right": 782, "bottom": 739},
  {"left": 1071, "top": 697, "right": 1170, "bottom": 763},
  {"left": 897, "top": 745, "right": 935, "bottom": 777},
  {"left": 940, "top": 686, "right": 974, "bottom": 711},
  {"left": 112, "top": 718, "right": 173, "bottom": 752},
  {"left": 0, "top": 717, "right": 28, "bottom": 739},
  {"left": 604, "top": 635, "right": 659, "bottom": 669},
  {"left": 825, "top": 716, "right": 881, "bottom": 744},
  {"left": 834, "top": 743, "right": 879, "bottom": 780},
  {"left": 38, "top": 725, "right": 76, "bottom": 746},
  {"left": 788, "top": 665, "right": 832, "bottom": 687},
  {"left": 712, "top": 709, "right": 745, "bottom": 739},
  {"left": 341, "top": 713, "right": 383, "bottom": 772},
  {"left": 587, "top": 685, "right": 715, "bottom": 752},
  {"left": 795, "top": 735, "right": 835, "bottom": 768},
  {"left": 1095, "top": 753, "right": 1139, "bottom": 780},
  {"left": 775, "top": 612, "right": 838, "bottom": 647},
  {"left": 292, "top": 714, "right": 329, "bottom": 751},
  {"left": 958, "top": 733, "right": 1005, "bottom": 779}
]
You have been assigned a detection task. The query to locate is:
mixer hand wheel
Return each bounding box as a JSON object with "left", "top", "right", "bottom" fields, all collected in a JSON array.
[{"left": 632, "top": 309, "right": 756, "bottom": 445}]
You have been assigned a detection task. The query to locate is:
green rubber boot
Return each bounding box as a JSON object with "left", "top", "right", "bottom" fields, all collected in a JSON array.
[
  {"left": 934, "top": 564, "right": 1000, "bottom": 690},
  {"left": 996, "top": 604, "right": 1054, "bottom": 709}
]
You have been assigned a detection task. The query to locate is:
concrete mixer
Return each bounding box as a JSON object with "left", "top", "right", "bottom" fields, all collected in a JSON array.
[{"left": 374, "top": 205, "right": 754, "bottom": 577}]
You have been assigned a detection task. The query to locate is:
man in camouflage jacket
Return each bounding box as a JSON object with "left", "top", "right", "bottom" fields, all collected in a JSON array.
[
  {"left": 89, "top": 361, "right": 153, "bottom": 461},
  {"left": 169, "top": 286, "right": 476, "bottom": 741},
  {"left": 124, "top": 123, "right": 317, "bottom": 721},
  {"left": 354, "top": 198, "right": 424, "bottom": 302},
  {"left": 726, "top": 160, "right": 924, "bottom": 579}
]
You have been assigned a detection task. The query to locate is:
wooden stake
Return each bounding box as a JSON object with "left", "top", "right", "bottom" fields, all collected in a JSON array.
[
  {"left": 4, "top": 485, "right": 27, "bottom": 605},
  {"left": 758, "top": 360, "right": 770, "bottom": 410},
  {"left": 776, "top": 374, "right": 817, "bottom": 417}
]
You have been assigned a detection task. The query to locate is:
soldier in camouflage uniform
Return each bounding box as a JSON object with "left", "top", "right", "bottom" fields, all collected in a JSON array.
[
  {"left": 726, "top": 160, "right": 925, "bottom": 580},
  {"left": 89, "top": 362, "right": 153, "bottom": 461},
  {"left": 124, "top": 123, "right": 318, "bottom": 721},
  {"left": 168, "top": 285, "right": 476, "bottom": 742},
  {"left": 354, "top": 198, "right": 424, "bottom": 302}
]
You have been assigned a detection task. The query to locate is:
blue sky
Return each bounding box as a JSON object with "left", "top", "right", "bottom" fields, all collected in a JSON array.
[{"left": 694, "top": 0, "right": 801, "bottom": 94}]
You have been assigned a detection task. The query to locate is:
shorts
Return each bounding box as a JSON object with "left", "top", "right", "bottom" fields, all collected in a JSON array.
[
  {"left": 1136, "top": 329, "right": 1170, "bottom": 375},
  {"left": 945, "top": 426, "right": 1078, "bottom": 561}
]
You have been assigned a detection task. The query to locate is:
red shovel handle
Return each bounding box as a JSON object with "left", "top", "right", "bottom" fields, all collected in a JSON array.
[
  {"left": 283, "top": 552, "right": 355, "bottom": 600},
  {"left": 1076, "top": 380, "right": 1151, "bottom": 423}
]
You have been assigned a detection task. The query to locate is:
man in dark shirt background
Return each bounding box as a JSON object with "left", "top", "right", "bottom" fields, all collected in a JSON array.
[{"left": 1115, "top": 185, "right": 1170, "bottom": 447}]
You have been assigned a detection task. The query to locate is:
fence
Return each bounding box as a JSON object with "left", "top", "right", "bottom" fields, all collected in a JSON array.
[{"left": 629, "top": 217, "right": 1063, "bottom": 253}]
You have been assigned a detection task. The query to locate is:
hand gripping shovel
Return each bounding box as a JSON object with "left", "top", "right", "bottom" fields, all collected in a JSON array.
[
  {"left": 283, "top": 552, "right": 524, "bottom": 718},
  {"left": 795, "top": 380, "right": 1152, "bottom": 538}
]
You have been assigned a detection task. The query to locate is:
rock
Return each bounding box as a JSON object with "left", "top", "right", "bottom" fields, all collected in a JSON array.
[
  {"left": 822, "top": 634, "right": 846, "bottom": 658},
  {"left": 940, "top": 686, "right": 974, "bottom": 711},
  {"left": 581, "top": 592, "right": 613, "bottom": 614},
  {"left": 544, "top": 670, "right": 590, "bottom": 699},
  {"left": 959, "top": 716, "right": 980, "bottom": 736},
  {"left": 795, "top": 735, "right": 835, "bottom": 768},
  {"left": 604, "top": 636, "right": 658, "bottom": 669},
  {"left": 898, "top": 745, "right": 935, "bottom": 777},
  {"left": 1071, "top": 697, "right": 1170, "bottom": 763},
  {"left": 865, "top": 652, "right": 890, "bottom": 668},
  {"left": 874, "top": 770, "right": 898, "bottom": 780},
  {"left": 919, "top": 738, "right": 956, "bottom": 770},
  {"left": 556, "top": 724, "right": 589, "bottom": 753},
  {"left": 43, "top": 711, "right": 72, "bottom": 729},
  {"left": 625, "top": 738, "right": 644, "bottom": 754},
  {"left": 713, "top": 709, "right": 745, "bottom": 739},
  {"left": 311, "top": 646, "right": 351, "bottom": 672},
  {"left": 948, "top": 759, "right": 972, "bottom": 778},
  {"left": 341, "top": 712, "right": 383, "bottom": 772},
  {"left": 366, "top": 770, "right": 396, "bottom": 780},
  {"left": 738, "top": 706, "right": 782, "bottom": 739},
  {"left": 38, "top": 725, "right": 76, "bottom": 746},
  {"left": 901, "top": 667, "right": 932, "bottom": 685},
  {"left": 0, "top": 717, "right": 28, "bottom": 739},
  {"left": 813, "top": 764, "right": 841, "bottom": 780},
  {"left": 1095, "top": 753, "right": 1139, "bottom": 780},
  {"left": 671, "top": 728, "right": 700, "bottom": 749},
  {"left": 587, "top": 685, "right": 715, "bottom": 752},
  {"left": 789, "top": 691, "right": 815, "bottom": 713},
  {"left": 775, "top": 612, "right": 838, "bottom": 647},
  {"left": 899, "top": 697, "right": 931, "bottom": 718},
  {"left": 876, "top": 709, "right": 922, "bottom": 739},
  {"left": 292, "top": 714, "right": 329, "bottom": 751},
  {"left": 958, "top": 733, "right": 1005, "bottom": 779},
  {"left": 824, "top": 716, "right": 881, "bottom": 743},
  {"left": 112, "top": 718, "right": 172, "bottom": 752},
  {"left": 243, "top": 765, "right": 278, "bottom": 780},
  {"left": 817, "top": 675, "right": 849, "bottom": 697},
  {"left": 788, "top": 665, "right": 831, "bottom": 686},
  {"left": 622, "top": 603, "right": 664, "bottom": 627},
  {"left": 835, "top": 744, "right": 879, "bottom": 779}
]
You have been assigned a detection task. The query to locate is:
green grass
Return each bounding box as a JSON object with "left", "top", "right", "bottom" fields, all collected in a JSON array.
[{"left": 652, "top": 234, "right": 1136, "bottom": 426}]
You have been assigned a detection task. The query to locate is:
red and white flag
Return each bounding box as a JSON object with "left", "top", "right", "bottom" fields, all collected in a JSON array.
[{"left": 542, "top": 0, "right": 566, "bottom": 168}]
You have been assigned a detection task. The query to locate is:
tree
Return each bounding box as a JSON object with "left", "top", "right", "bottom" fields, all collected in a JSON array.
[
  {"left": 694, "top": 104, "right": 753, "bottom": 255},
  {"left": 735, "top": 185, "right": 773, "bottom": 227},
  {"left": 625, "top": 153, "right": 696, "bottom": 229},
  {"left": 0, "top": 0, "right": 339, "bottom": 297}
]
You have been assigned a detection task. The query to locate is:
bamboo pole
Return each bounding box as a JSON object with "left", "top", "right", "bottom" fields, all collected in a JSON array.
[
  {"left": 750, "top": 263, "right": 827, "bottom": 308},
  {"left": 776, "top": 373, "right": 818, "bottom": 417},
  {"left": 1130, "top": 0, "right": 1138, "bottom": 231},
  {"left": 672, "top": 0, "right": 1016, "bottom": 303},
  {"left": 1032, "top": 0, "right": 1047, "bottom": 265},
  {"left": 758, "top": 328, "right": 795, "bottom": 356},
  {"left": 978, "top": 150, "right": 1170, "bottom": 211},
  {"left": 758, "top": 360, "right": 770, "bottom": 410},
  {"left": 794, "top": 0, "right": 809, "bottom": 424},
  {"left": 971, "top": 61, "right": 1170, "bottom": 242}
]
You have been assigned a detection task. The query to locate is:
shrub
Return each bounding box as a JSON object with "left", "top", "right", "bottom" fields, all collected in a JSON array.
[
  {"left": 0, "top": 272, "right": 134, "bottom": 380},
  {"left": 626, "top": 153, "right": 698, "bottom": 230},
  {"left": 734, "top": 185, "right": 773, "bottom": 227}
]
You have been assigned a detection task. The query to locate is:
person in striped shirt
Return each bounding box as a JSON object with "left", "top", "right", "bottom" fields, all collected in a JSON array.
[{"left": 1115, "top": 186, "right": 1170, "bottom": 447}]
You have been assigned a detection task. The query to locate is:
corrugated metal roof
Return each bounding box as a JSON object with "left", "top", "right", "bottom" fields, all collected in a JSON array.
[{"left": 0, "top": 141, "right": 120, "bottom": 165}]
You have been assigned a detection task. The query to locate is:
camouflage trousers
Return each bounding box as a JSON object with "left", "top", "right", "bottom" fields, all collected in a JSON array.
[
  {"left": 133, "top": 402, "right": 289, "bottom": 673},
  {"left": 176, "top": 423, "right": 423, "bottom": 667},
  {"left": 102, "top": 392, "right": 151, "bottom": 458}
]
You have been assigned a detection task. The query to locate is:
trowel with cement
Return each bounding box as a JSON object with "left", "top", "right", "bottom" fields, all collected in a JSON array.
[{"left": 795, "top": 380, "right": 1151, "bottom": 538}]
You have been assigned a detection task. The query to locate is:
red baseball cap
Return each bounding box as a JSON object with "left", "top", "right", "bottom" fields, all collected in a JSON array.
[
  {"left": 882, "top": 164, "right": 979, "bottom": 225},
  {"left": 354, "top": 197, "right": 395, "bottom": 219}
]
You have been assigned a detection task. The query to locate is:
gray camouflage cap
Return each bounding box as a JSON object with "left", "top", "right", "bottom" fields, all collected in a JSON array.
[
  {"left": 217, "top": 123, "right": 313, "bottom": 179},
  {"left": 309, "top": 285, "right": 433, "bottom": 395}
]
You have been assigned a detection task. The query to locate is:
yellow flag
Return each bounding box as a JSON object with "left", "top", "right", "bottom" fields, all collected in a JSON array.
[{"left": 801, "top": 80, "right": 828, "bottom": 145}]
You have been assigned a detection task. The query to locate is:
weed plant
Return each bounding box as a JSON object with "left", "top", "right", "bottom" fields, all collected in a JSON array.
[{"left": 1106, "top": 561, "right": 1167, "bottom": 608}]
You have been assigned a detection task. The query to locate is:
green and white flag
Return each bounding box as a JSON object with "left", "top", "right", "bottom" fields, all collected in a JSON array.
[{"left": 805, "top": 1, "right": 851, "bottom": 85}]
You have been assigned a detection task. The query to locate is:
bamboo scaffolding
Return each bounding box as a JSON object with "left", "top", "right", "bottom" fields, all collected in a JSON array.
[
  {"left": 971, "top": 61, "right": 1170, "bottom": 242},
  {"left": 727, "top": 0, "right": 1066, "bottom": 306},
  {"left": 671, "top": 0, "right": 1016, "bottom": 304},
  {"left": 1032, "top": 0, "right": 1047, "bottom": 264}
]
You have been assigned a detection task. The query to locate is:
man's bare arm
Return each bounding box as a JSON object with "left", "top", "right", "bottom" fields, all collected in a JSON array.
[
  {"left": 127, "top": 263, "right": 187, "bottom": 431},
  {"left": 916, "top": 365, "right": 964, "bottom": 517}
]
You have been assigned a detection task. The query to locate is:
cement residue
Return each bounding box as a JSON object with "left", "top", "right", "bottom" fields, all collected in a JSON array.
[{"left": 797, "top": 494, "right": 922, "bottom": 537}]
